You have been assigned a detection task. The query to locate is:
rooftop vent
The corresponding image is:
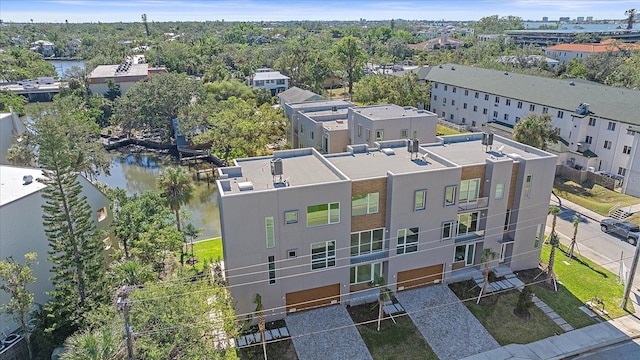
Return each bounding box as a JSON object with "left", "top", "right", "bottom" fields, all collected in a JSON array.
[
  {"left": 23, "top": 175, "right": 33, "bottom": 185},
  {"left": 237, "top": 181, "right": 254, "bottom": 191},
  {"left": 381, "top": 148, "right": 395, "bottom": 156},
  {"left": 504, "top": 72, "right": 509, "bottom": 75},
  {"left": 570, "top": 81, "right": 575, "bottom": 86},
  {"left": 575, "top": 103, "right": 590, "bottom": 115}
]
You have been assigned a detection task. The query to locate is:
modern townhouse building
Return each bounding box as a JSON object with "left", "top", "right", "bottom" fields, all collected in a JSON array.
[
  {"left": 426, "top": 64, "right": 640, "bottom": 196},
  {"left": 217, "top": 133, "right": 556, "bottom": 321},
  {"left": 286, "top": 99, "right": 353, "bottom": 148}
]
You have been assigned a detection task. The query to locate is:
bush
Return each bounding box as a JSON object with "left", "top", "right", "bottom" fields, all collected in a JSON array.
[{"left": 514, "top": 287, "right": 534, "bottom": 319}]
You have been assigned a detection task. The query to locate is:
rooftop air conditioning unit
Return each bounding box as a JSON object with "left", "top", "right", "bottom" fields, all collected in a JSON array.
[
  {"left": 577, "top": 142, "right": 589, "bottom": 152},
  {"left": 23, "top": 175, "right": 33, "bottom": 184}
]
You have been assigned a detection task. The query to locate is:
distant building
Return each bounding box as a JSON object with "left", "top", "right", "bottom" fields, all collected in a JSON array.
[
  {"left": 277, "top": 87, "right": 323, "bottom": 108},
  {"left": 586, "top": 16, "right": 593, "bottom": 22},
  {"left": 576, "top": 17, "right": 585, "bottom": 22},
  {"left": 29, "top": 40, "right": 54, "bottom": 57},
  {"left": 559, "top": 17, "right": 570, "bottom": 22},
  {"left": 497, "top": 55, "right": 559, "bottom": 68},
  {"left": 250, "top": 68, "right": 289, "bottom": 96},
  {"left": 545, "top": 39, "right": 640, "bottom": 64},
  {"left": 542, "top": 17, "right": 549, "bottom": 22}
]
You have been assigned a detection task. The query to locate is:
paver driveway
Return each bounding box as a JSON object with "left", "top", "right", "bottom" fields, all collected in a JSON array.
[
  {"left": 395, "top": 284, "right": 500, "bottom": 360},
  {"left": 285, "top": 305, "right": 372, "bottom": 360}
]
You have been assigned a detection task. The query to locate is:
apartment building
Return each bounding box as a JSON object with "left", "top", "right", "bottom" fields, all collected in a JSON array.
[
  {"left": 217, "top": 134, "right": 556, "bottom": 320},
  {"left": 426, "top": 64, "right": 640, "bottom": 196},
  {"left": 545, "top": 39, "right": 640, "bottom": 64}
]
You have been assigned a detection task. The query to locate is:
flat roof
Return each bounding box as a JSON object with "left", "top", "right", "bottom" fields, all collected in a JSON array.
[
  {"left": 89, "top": 63, "right": 148, "bottom": 79},
  {"left": 291, "top": 99, "right": 352, "bottom": 110},
  {"left": 351, "top": 104, "right": 434, "bottom": 121},
  {"left": 221, "top": 151, "right": 344, "bottom": 194},
  {"left": 253, "top": 71, "right": 289, "bottom": 81},
  {"left": 425, "top": 135, "right": 550, "bottom": 166},
  {"left": 328, "top": 147, "right": 448, "bottom": 180},
  {"left": 0, "top": 166, "right": 46, "bottom": 206},
  {"left": 323, "top": 119, "right": 348, "bottom": 131}
]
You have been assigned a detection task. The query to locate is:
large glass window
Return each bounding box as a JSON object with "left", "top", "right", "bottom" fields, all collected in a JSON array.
[
  {"left": 454, "top": 243, "right": 476, "bottom": 266},
  {"left": 311, "top": 241, "right": 336, "bottom": 269},
  {"left": 459, "top": 178, "right": 480, "bottom": 202},
  {"left": 495, "top": 183, "right": 504, "bottom": 200},
  {"left": 524, "top": 175, "right": 532, "bottom": 199},
  {"left": 457, "top": 212, "right": 479, "bottom": 236},
  {"left": 414, "top": 189, "right": 427, "bottom": 211},
  {"left": 444, "top": 185, "right": 457, "bottom": 206},
  {"left": 307, "top": 202, "right": 340, "bottom": 227},
  {"left": 350, "top": 263, "right": 382, "bottom": 284},
  {"left": 351, "top": 228, "right": 384, "bottom": 256},
  {"left": 534, "top": 224, "right": 542, "bottom": 248},
  {"left": 352, "top": 193, "right": 379, "bottom": 216},
  {"left": 285, "top": 210, "right": 298, "bottom": 224},
  {"left": 265, "top": 217, "right": 275, "bottom": 248},
  {"left": 268, "top": 255, "right": 276, "bottom": 284},
  {"left": 442, "top": 221, "right": 454, "bottom": 240},
  {"left": 397, "top": 227, "right": 419, "bottom": 254}
]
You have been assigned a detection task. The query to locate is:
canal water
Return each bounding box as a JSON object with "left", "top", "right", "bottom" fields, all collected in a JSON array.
[
  {"left": 45, "top": 60, "right": 85, "bottom": 78},
  {"left": 96, "top": 151, "right": 221, "bottom": 241}
]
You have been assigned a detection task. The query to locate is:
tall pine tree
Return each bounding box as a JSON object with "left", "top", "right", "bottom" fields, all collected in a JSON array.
[{"left": 34, "top": 102, "right": 109, "bottom": 337}]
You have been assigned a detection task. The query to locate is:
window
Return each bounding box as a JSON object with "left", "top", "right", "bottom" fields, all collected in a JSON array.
[
  {"left": 465, "top": 89, "right": 469, "bottom": 96},
  {"left": 311, "top": 241, "right": 336, "bottom": 269},
  {"left": 442, "top": 111, "right": 446, "bottom": 117},
  {"left": 473, "top": 105, "right": 478, "bottom": 112},
  {"left": 285, "top": 210, "right": 298, "bottom": 224},
  {"left": 517, "top": 101, "right": 522, "bottom": 109},
  {"left": 484, "top": 94, "right": 489, "bottom": 101},
  {"left": 542, "top": 107, "right": 548, "bottom": 114},
  {"left": 444, "top": 85, "right": 448, "bottom": 91},
  {"left": 504, "top": 209, "right": 511, "bottom": 231},
  {"left": 397, "top": 228, "right": 419, "bottom": 254},
  {"left": 453, "top": 87, "right": 457, "bottom": 93},
  {"left": 588, "top": 117, "right": 596, "bottom": 126},
  {"left": 265, "top": 217, "right": 275, "bottom": 248},
  {"left": 534, "top": 224, "right": 543, "bottom": 248},
  {"left": 504, "top": 113, "right": 509, "bottom": 121},
  {"left": 515, "top": 116, "right": 521, "bottom": 123},
  {"left": 483, "top": 108, "right": 488, "bottom": 115},
  {"left": 366, "top": 129, "right": 371, "bottom": 141},
  {"left": 607, "top": 122, "right": 616, "bottom": 131},
  {"left": 443, "top": 97, "right": 447, "bottom": 104},
  {"left": 495, "top": 96, "right": 500, "bottom": 104},
  {"left": 412, "top": 130, "right": 418, "bottom": 138},
  {"left": 585, "top": 136, "right": 593, "bottom": 144},
  {"left": 463, "top": 103, "right": 467, "bottom": 109},
  {"left": 288, "top": 249, "right": 297, "bottom": 258},
  {"left": 529, "top": 104, "right": 535, "bottom": 111},
  {"left": 475, "top": 92, "right": 479, "bottom": 98},
  {"left": 557, "top": 110, "right": 564, "bottom": 119},
  {"left": 603, "top": 140, "right": 612, "bottom": 150},
  {"left": 495, "top": 183, "right": 504, "bottom": 200},
  {"left": 459, "top": 178, "right": 480, "bottom": 202},
  {"left": 623, "top": 145, "right": 632, "bottom": 155},
  {"left": 268, "top": 255, "right": 276, "bottom": 284},
  {"left": 506, "top": 99, "right": 511, "bottom": 106},
  {"left": 352, "top": 192, "right": 379, "bottom": 216},
  {"left": 457, "top": 212, "right": 479, "bottom": 236},
  {"left": 357, "top": 124, "right": 362, "bottom": 137},
  {"left": 401, "top": 129, "right": 408, "bottom": 138},
  {"left": 434, "top": 83, "right": 438, "bottom": 89},
  {"left": 454, "top": 243, "right": 476, "bottom": 266},
  {"left": 307, "top": 202, "right": 340, "bottom": 227},
  {"left": 442, "top": 221, "right": 454, "bottom": 240},
  {"left": 300, "top": 124, "right": 304, "bottom": 134},
  {"left": 444, "top": 185, "right": 457, "bottom": 206},
  {"left": 277, "top": 79, "right": 285, "bottom": 85},
  {"left": 450, "top": 114, "right": 454, "bottom": 120},
  {"left": 414, "top": 189, "right": 427, "bottom": 211},
  {"left": 434, "top": 95, "right": 438, "bottom": 101},
  {"left": 493, "top": 111, "right": 498, "bottom": 118},
  {"left": 97, "top": 207, "right": 108, "bottom": 222},
  {"left": 375, "top": 130, "right": 383, "bottom": 141},
  {"left": 350, "top": 263, "right": 382, "bottom": 284},
  {"left": 310, "top": 131, "right": 315, "bottom": 140},
  {"left": 451, "top": 99, "right": 455, "bottom": 106},
  {"left": 524, "top": 174, "right": 532, "bottom": 199},
  {"left": 351, "top": 228, "right": 384, "bottom": 256},
  {"left": 618, "top": 167, "right": 627, "bottom": 176}
]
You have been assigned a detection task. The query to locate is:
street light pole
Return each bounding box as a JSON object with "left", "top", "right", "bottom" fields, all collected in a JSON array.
[{"left": 621, "top": 241, "right": 640, "bottom": 310}]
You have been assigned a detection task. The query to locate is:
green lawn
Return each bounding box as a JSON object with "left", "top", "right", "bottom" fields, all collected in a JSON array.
[
  {"left": 450, "top": 281, "right": 562, "bottom": 345},
  {"left": 554, "top": 179, "right": 640, "bottom": 223},
  {"left": 436, "top": 124, "right": 462, "bottom": 136},
  {"left": 190, "top": 237, "right": 223, "bottom": 272},
  {"left": 534, "top": 244, "right": 629, "bottom": 319},
  {"left": 348, "top": 303, "right": 437, "bottom": 360}
]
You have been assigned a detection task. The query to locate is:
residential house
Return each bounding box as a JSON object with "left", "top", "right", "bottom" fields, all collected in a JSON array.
[
  {"left": 216, "top": 133, "right": 556, "bottom": 321},
  {"left": 409, "top": 34, "right": 463, "bottom": 52},
  {"left": 545, "top": 39, "right": 640, "bottom": 64},
  {"left": 277, "top": 87, "right": 323, "bottom": 108},
  {"left": 250, "top": 68, "right": 290, "bottom": 96},
  {"left": 425, "top": 63, "right": 640, "bottom": 196},
  {"left": 29, "top": 40, "right": 55, "bottom": 57},
  {"left": 0, "top": 166, "right": 112, "bottom": 333}
]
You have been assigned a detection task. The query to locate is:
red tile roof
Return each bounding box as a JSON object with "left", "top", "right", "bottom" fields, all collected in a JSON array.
[{"left": 546, "top": 40, "right": 640, "bottom": 53}]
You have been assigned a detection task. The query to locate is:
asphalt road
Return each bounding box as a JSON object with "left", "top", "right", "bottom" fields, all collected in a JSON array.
[
  {"left": 570, "top": 338, "right": 640, "bottom": 359},
  {"left": 547, "top": 206, "right": 640, "bottom": 310}
]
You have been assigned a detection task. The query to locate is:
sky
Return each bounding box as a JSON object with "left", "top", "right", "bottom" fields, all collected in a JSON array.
[{"left": 0, "top": 0, "right": 636, "bottom": 23}]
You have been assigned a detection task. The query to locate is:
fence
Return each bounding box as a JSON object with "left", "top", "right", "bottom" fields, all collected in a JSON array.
[
  {"left": 555, "top": 165, "right": 618, "bottom": 190},
  {"left": 438, "top": 119, "right": 470, "bottom": 133}
]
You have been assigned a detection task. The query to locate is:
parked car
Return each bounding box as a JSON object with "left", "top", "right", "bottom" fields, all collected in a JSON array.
[{"left": 600, "top": 218, "right": 640, "bottom": 245}]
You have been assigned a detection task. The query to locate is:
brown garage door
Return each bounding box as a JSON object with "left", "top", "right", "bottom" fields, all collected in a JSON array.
[
  {"left": 286, "top": 284, "right": 340, "bottom": 313},
  {"left": 397, "top": 264, "right": 444, "bottom": 291}
]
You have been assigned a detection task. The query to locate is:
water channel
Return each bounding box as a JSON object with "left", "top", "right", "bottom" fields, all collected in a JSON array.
[
  {"left": 45, "top": 60, "right": 85, "bottom": 78},
  {"left": 96, "top": 151, "right": 221, "bottom": 241}
]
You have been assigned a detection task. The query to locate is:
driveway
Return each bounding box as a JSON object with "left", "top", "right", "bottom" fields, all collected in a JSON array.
[
  {"left": 395, "top": 284, "right": 500, "bottom": 360},
  {"left": 285, "top": 305, "right": 372, "bottom": 360}
]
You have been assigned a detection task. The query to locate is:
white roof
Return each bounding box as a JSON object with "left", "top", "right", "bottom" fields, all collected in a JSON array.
[
  {"left": 0, "top": 166, "right": 47, "bottom": 206},
  {"left": 253, "top": 71, "right": 289, "bottom": 81}
]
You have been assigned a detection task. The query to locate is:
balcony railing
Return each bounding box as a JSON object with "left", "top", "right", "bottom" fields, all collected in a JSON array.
[
  {"left": 455, "top": 230, "right": 485, "bottom": 243},
  {"left": 350, "top": 249, "right": 389, "bottom": 265},
  {"left": 458, "top": 197, "right": 488, "bottom": 211}
]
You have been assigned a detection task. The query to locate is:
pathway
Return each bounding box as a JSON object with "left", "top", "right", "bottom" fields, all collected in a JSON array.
[{"left": 532, "top": 295, "right": 574, "bottom": 332}]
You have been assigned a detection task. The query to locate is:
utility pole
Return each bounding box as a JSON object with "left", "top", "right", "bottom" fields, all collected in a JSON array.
[
  {"left": 621, "top": 241, "right": 640, "bottom": 310},
  {"left": 117, "top": 286, "right": 134, "bottom": 360}
]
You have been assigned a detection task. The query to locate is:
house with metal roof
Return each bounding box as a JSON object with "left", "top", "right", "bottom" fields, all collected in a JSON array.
[
  {"left": 425, "top": 63, "right": 640, "bottom": 196},
  {"left": 250, "top": 68, "right": 290, "bottom": 96},
  {"left": 277, "top": 87, "right": 322, "bottom": 108}
]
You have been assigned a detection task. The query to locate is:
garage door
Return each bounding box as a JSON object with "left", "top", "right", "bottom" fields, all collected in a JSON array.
[
  {"left": 397, "top": 264, "right": 444, "bottom": 291},
  {"left": 286, "top": 283, "right": 341, "bottom": 313}
]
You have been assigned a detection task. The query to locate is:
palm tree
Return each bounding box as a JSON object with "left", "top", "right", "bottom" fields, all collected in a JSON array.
[
  {"left": 157, "top": 167, "right": 194, "bottom": 233},
  {"left": 111, "top": 260, "right": 154, "bottom": 286},
  {"left": 568, "top": 214, "right": 580, "bottom": 259},
  {"left": 547, "top": 232, "right": 560, "bottom": 291},
  {"left": 253, "top": 293, "right": 267, "bottom": 360},
  {"left": 369, "top": 275, "right": 393, "bottom": 331},
  {"left": 548, "top": 206, "right": 561, "bottom": 243},
  {"left": 60, "top": 325, "right": 122, "bottom": 360},
  {"left": 512, "top": 113, "right": 560, "bottom": 151},
  {"left": 477, "top": 248, "right": 498, "bottom": 304}
]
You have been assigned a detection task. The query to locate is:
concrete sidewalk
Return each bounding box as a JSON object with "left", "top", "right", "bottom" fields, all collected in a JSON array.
[{"left": 461, "top": 314, "right": 640, "bottom": 360}]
